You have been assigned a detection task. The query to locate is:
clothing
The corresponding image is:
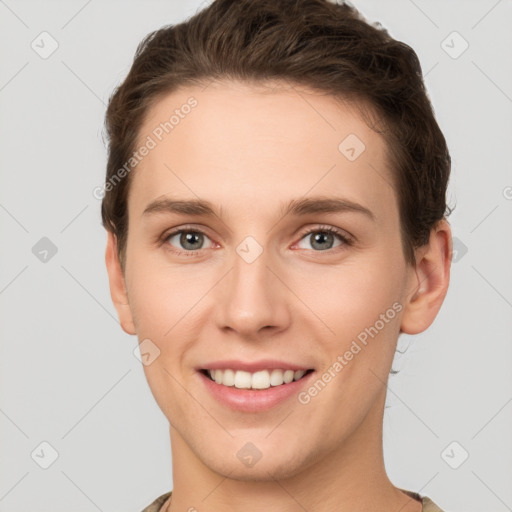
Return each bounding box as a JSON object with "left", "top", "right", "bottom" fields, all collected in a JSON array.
[
  {"left": 402, "top": 490, "right": 445, "bottom": 512},
  {"left": 141, "top": 491, "right": 171, "bottom": 512},
  {"left": 141, "top": 489, "right": 445, "bottom": 511}
]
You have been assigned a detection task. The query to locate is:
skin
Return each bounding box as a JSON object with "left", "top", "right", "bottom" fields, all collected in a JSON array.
[{"left": 105, "top": 80, "right": 451, "bottom": 512}]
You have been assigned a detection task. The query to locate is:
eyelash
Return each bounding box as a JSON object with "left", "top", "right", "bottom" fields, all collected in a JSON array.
[{"left": 161, "top": 224, "right": 354, "bottom": 257}]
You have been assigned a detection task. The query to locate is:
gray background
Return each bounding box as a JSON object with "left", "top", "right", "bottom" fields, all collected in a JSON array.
[{"left": 0, "top": 0, "right": 511, "bottom": 510}]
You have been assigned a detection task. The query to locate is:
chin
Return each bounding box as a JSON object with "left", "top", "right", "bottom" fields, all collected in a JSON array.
[{"left": 197, "top": 443, "right": 317, "bottom": 482}]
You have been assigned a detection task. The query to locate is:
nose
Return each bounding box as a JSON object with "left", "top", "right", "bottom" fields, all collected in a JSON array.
[{"left": 214, "top": 244, "right": 291, "bottom": 339}]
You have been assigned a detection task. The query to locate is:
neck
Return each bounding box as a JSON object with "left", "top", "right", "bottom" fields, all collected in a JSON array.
[{"left": 166, "top": 389, "right": 421, "bottom": 512}]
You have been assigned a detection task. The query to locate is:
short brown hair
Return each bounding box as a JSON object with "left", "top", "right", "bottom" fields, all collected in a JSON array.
[{"left": 101, "top": 0, "right": 451, "bottom": 269}]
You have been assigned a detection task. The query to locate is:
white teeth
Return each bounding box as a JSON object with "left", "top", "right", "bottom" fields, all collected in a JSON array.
[
  {"left": 294, "top": 369, "right": 306, "bottom": 380},
  {"left": 251, "top": 370, "right": 270, "bottom": 389},
  {"left": 270, "top": 369, "right": 284, "bottom": 386},
  {"left": 234, "top": 370, "right": 252, "bottom": 389},
  {"left": 205, "top": 368, "right": 309, "bottom": 389},
  {"left": 283, "top": 370, "right": 294, "bottom": 384},
  {"left": 222, "top": 368, "right": 235, "bottom": 386}
]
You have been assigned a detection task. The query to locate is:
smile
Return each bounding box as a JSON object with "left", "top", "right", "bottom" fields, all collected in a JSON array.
[{"left": 202, "top": 368, "right": 314, "bottom": 390}]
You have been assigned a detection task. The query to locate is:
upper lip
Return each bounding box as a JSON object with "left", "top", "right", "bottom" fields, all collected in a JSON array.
[{"left": 198, "top": 360, "right": 313, "bottom": 372}]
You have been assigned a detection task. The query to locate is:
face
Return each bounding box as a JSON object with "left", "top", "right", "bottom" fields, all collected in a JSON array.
[{"left": 108, "top": 80, "right": 437, "bottom": 481}]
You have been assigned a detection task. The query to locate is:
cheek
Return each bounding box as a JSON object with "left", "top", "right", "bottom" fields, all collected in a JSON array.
[
  {"left": 296, "top": 252, "right": 404, "bottom": 337},
  {"left": 126, "top": 252, "right": 205, "bottom": 335},
  {"left": 128, "top": 263, "right": 204, "bottom": 412}
]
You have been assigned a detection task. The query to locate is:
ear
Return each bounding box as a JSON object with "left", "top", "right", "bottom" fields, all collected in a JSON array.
[
  {"left": 105, "top": 231, "right": 136, "bottom": 335},
  {"left": 400, "top": 219, "right": 452, "bottom": 334}
]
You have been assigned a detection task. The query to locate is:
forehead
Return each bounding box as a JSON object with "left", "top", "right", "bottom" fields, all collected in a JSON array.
[{"left": 129, "top": 80, "right": 396, "bottom": 223}]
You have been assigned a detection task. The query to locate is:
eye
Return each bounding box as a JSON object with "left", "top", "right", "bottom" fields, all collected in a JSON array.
[
  {"left": 164, "top": 228, "right": 214, "bottom": 254},
  {"left": 161, "top": 225, "right": 353, "bottom": 256},
  {"left": 296, "top": 226, "right": 353, "bottom": 252}
]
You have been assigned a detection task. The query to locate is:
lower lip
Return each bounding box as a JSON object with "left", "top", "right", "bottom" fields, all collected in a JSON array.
[{"left": 198, "top": 371, "right": 315, "bottom": 412}]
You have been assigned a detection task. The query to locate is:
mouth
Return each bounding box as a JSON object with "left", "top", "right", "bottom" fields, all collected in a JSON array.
[{"left": 200, "top": 368, "right": 315, "bottom": 390}]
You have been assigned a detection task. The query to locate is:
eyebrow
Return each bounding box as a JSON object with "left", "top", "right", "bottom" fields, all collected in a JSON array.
[{"left": 142, "top": 196, "right": 375, "bottom": 221}]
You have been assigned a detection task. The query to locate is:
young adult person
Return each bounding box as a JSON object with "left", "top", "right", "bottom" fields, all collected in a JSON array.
[{"left": 102, "top": 1, "right": 453, "bottom": 510}]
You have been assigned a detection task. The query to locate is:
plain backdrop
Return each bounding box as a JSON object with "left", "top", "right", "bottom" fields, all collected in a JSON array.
[{"left": 0, "top": 1, "right": 511, "bottom": 511}]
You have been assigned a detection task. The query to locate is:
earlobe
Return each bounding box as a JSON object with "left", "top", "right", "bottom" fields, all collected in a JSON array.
[
  {"left": 400, "top": 220, "right": 452, "bottom": 335},
  {"left": 105, "top": 231, "right": 136, "bottom": 335}
]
